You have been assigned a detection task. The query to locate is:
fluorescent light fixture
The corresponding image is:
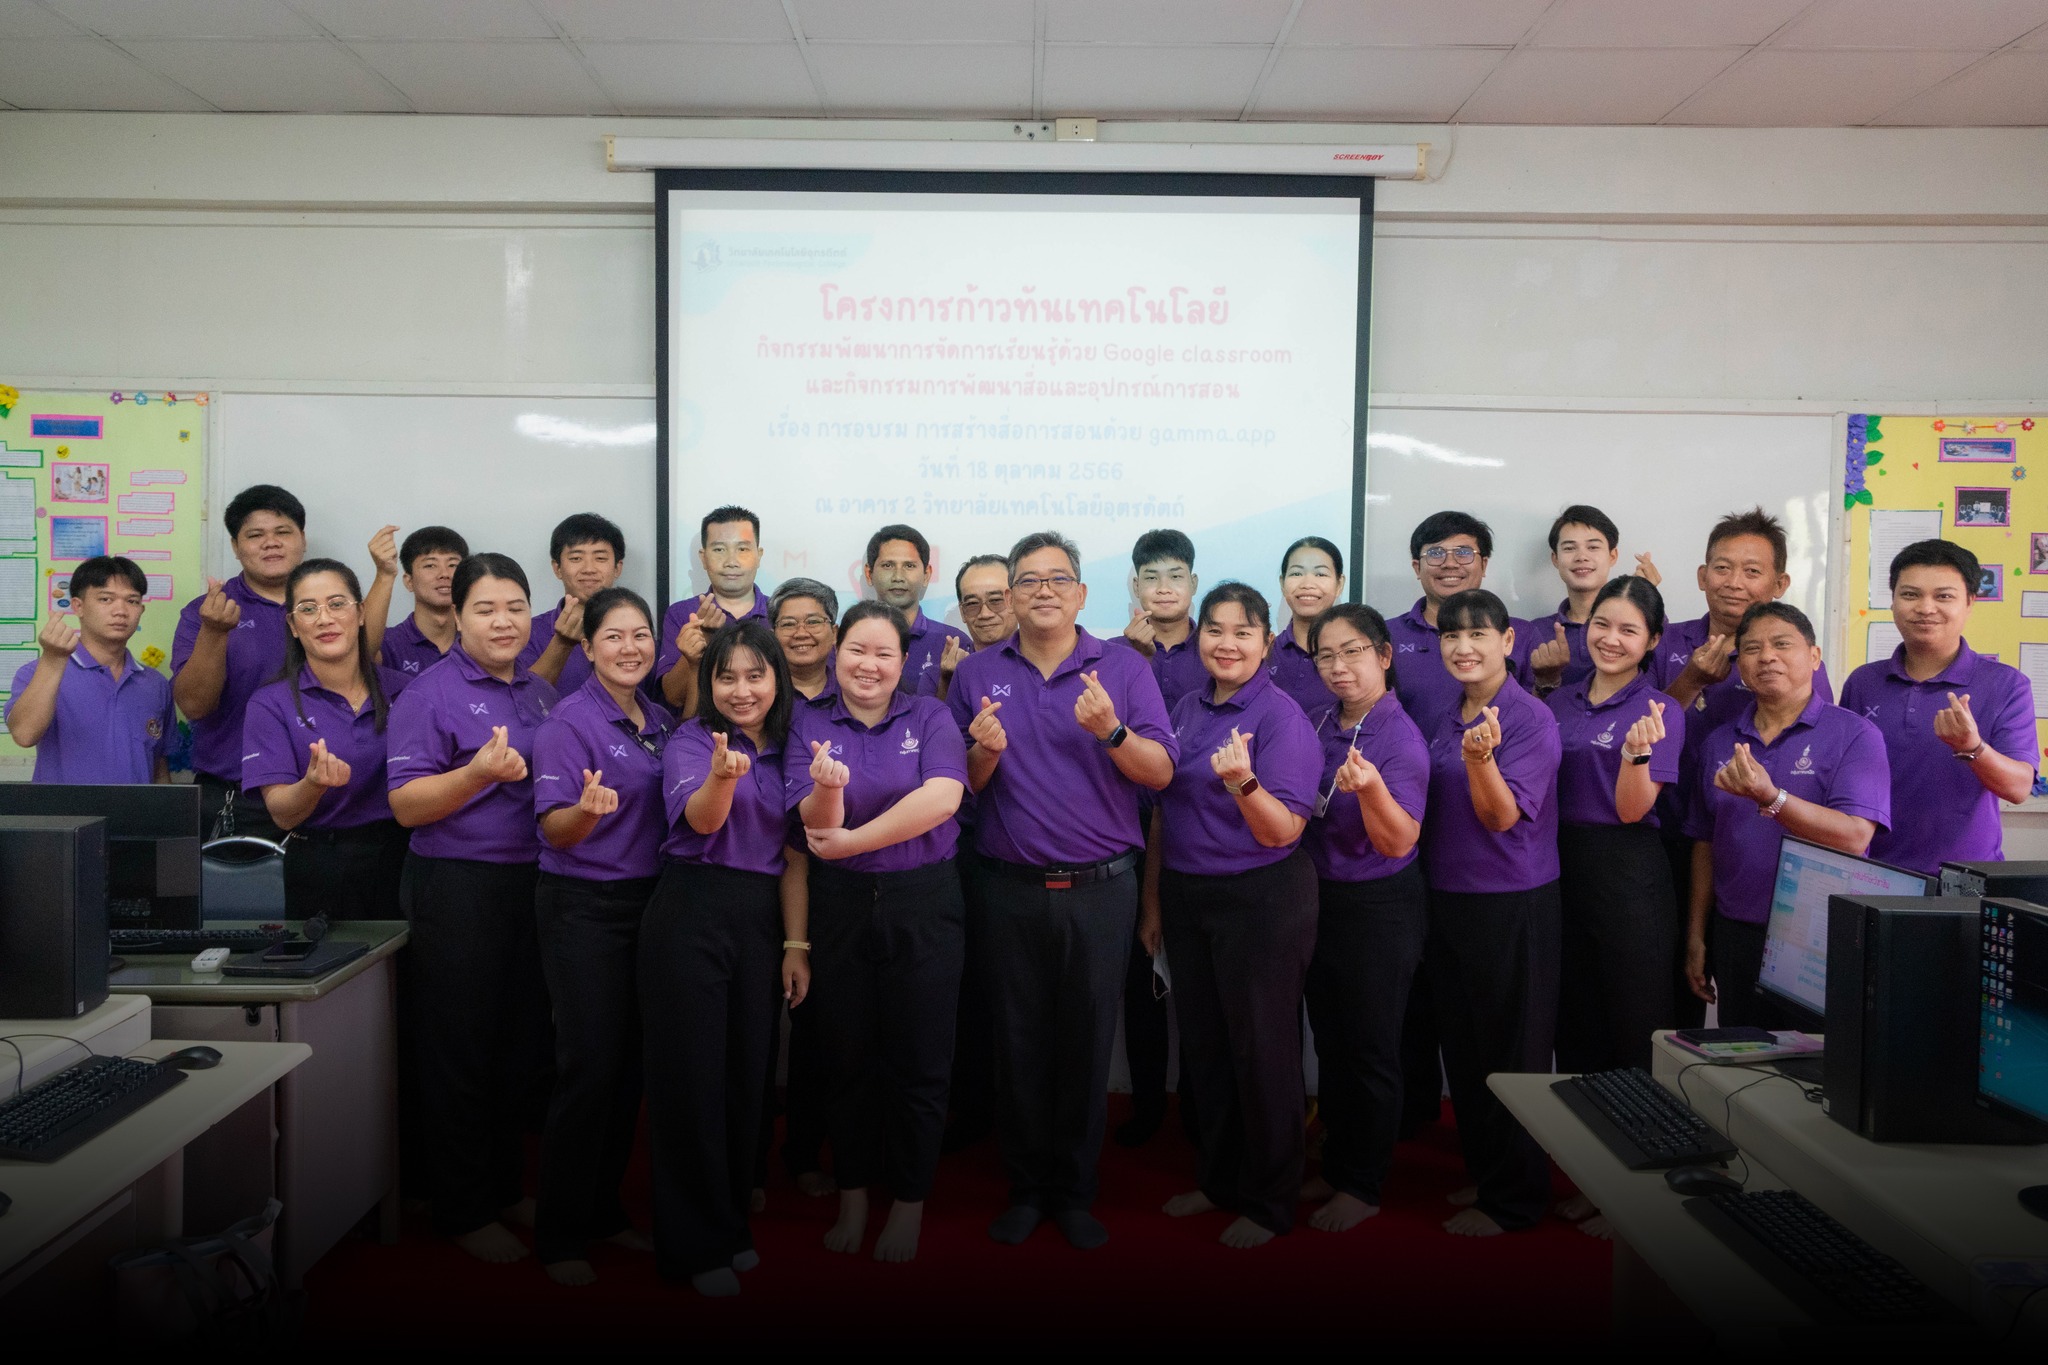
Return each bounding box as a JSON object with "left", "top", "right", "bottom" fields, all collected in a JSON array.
[
  {"left": 1367, "top": 432, "right": 1504, "bottom": 469},
  {"left": 608, "top": 135, "right": 1425, "bottom": 179},
  {"left": 515, "top": 414, "right": 655, "bottom": 448}
]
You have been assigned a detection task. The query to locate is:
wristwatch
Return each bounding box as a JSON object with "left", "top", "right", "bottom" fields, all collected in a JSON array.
[
  {"left": 1229, "top": 775, "right": 1260, "bottom": 798},
  {"left": 1759, "top": 787, "right": 1790, "bottom": 819},
  {"left": 1955, "top": 744, "right": 1984, "bottom": 762},
  {"left": 1102, "top": 723, "right": 1129, "bottom": 749},
  {"left": 1623, "top": 748, "right": 1654, "bottom": 766}
]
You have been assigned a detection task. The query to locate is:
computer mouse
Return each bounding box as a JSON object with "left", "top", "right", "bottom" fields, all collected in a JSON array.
[
  {"left": 1665, "top": 1164, "right": 1743, "bottom": 1197},
  {"left": 159, "top": 1045, "right": 223, "bottom": 1071}
]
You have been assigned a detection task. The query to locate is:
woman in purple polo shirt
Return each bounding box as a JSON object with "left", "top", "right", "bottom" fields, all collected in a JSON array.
[
  {"left": 528, "top": 587, "right": 672, "bottom": 1286},
  {"left": 787, "top": 601, "right": 967, "bottom": 1264},
  {"left": 641, "top": 620, "right": 810, "bottom": 1298},
  {"left": 241, "top": 558, "right": 409, "bottom": 921},
  {"left": 1297, "top": 604, "right": 1429, "bottom": 1235},
  {"left": 1685, "top": 602, "right": 1890, "bottom": 1028},
  {"left": 1546, "top": 576, "right": 1686, "bottom": 1079},
  {"left": 1271, "top": 536, "right": 1342, "bottom": 716},
  {"left": 386, "top": 552, "right": 559, "bottom": 1266},
  {"left": 772, "top": 577, "right": 840, "bottom": 705},
  {"left": 1140, "top": 583, "right": 1321, "bottom": 1248},
  {"left": 1421, "top": 589, "right": 1563, "bottom": 1239}
]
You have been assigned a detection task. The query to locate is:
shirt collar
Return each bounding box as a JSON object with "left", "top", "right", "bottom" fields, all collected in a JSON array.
[
  {"left": 1400, "top": 598, "right": 1434, "bottom": 631},
  {"left": 1441, "top": 672, "right": 1527, "bottom": 727},
  {"left": 998, "top": 626, "right": 1104, "bottom": 681},
  {"left": 1884, "top": 638, "right": 1979, "bottom": 687},
  {"left": 1318, "top": 691, "right": 1405, "bottom": 740},
  {"left": 578, "top": 674, "right": 668, "bottom": 734},
  {"left": 1203, "top": 667, "right": 1273, "bottom": 713},
  {"left": 1274, "top": 622, "right": 1310, "bottom": 655},
  {"left": 229, "top": 574, "right": 285, "bottom": 610},
  {"left": 1574, "top": 670, "right": 1649, "bottom": 712},
  {"left": 1736, "top": 688, "right": 1830, "bottom": 741},
  {"left": 67, "top": 644, "right": 128, "bottom": 676},
  {"left": 1554, "top": 598, "right": 1579, "bottom": 626},
  {"left": 449, "top": 641, "right": 535, "bottom": 688},
  {"left": 828, "top": 688, "right": 915, "bottom": 731}
]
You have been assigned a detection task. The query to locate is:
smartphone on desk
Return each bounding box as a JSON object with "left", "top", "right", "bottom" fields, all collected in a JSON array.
[
  {"left": 1674, "top": 1026, "right": 1776, "bottom": 1046},
  {"left": 262, "top": 939, "right": 320, "bottom": 962}
]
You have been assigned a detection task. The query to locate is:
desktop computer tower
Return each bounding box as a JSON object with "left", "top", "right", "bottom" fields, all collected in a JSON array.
[
  {"left": 0, "top": 815, "right": 110, "bottom": 1019},
  {"left": 1825, "top": 894, "right": 2043, "bottom": 1144},
  {"left": 1939, "top": 860, "right": 2048, "bottom": 904}
]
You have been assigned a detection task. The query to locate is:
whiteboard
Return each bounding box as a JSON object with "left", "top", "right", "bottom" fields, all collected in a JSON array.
[
  {"left": 1363, "top": 406, "right": 1837, "bottom": 645},
  {"left": 218, "top": 393, "right": 658, "bottom": 618}
]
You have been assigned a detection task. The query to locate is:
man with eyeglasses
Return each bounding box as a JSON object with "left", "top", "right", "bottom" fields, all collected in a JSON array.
[
  {"left": 947, "top": 530, "right": 1178, "bottom": 1250},
  {"left": 1385, "top": 511, "right": 1536, "bottom": 723},
  {"left": 864, "top": 523, "right": 972, "bottom": 695}
]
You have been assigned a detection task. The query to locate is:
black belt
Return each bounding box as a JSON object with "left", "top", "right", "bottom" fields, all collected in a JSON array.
[
  {"left": 985, "top": 851, "right": 1139, "bottom": 891},
  {"left": 292, "top": 820, "right": 405, "bottom": 847}
]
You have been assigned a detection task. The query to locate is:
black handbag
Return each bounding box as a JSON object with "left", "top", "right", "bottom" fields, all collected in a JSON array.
[{"left": 108, "top": 1198, "right": 302, "bottom": 1343}]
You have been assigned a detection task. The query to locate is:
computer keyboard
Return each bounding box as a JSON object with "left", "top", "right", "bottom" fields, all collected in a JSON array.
[
  {"left": 110, "top": 926, "right": 285, "bottom": 954},
  {"left": 1687, "top": 1189, "right": 1954, "bottom": 1325},
  {"left": 1552, "top": 1066, "right": 1739, "bottom": 1169},
  {"left": 0, "top": 1056, "right": 186, "bottom": 1162}
]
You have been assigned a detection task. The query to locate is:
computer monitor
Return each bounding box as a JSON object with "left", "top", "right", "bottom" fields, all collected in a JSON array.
[
  {"left": 0, "top": 784, "right": 202, "bottom": 931},
  {"left": 1761, "top": 836, "right": 1933, "bottom": 1030},
  {"left": 1979, "top": 899, "right": 2048, "bottom": 1218}
]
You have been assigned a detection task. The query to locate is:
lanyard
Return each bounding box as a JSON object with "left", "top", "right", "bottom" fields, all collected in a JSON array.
[
  {"left": 1316, "top": 708, "right": 1370, "bottom": 817},
  {"left": 611, "top": 715, "right": 668, "bottom": 758}
]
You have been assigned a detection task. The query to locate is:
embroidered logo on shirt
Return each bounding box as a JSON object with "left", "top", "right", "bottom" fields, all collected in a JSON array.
[
  {"left": 608, "top": 743, "right": 632, "bottom": 759},
  {"left": 1863, "top": 706, "right": 1880, "bottom": 720},
  {"left": 899, "top": 727, "right": 919, "bottom": 754},
  {"left": 1398, "top": 643, "right": 1419, "bottom": 654},
  {"left": 297, "top": 714, "right": 318, "bottom": 728},
  {"left": 146, "top": 718, "right": 163, "bottom": 739},
  {"left": 469, "top": 702, "right": 489, "bottom": 715},
  {"left": 991, "top": 683, "right": 1012, "bottom": 698},
  {"left": 1792, "top": 744, "right": 1815, "bottom": 775},
  {"left": 920, "top": 656, "right": 934, "bottom": 672},
  {"left": 402, "top": 661, "right": 421, "bottom": 674},
  {"left": 1592, "top": 722, "right": 1616, "bottom": 750}
]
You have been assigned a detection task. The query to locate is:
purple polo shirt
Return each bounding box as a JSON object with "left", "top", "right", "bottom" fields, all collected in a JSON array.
[
  {"left": 784, "top": 691, "right": 968, "bottom": 873},
  {"left": 385, "top": 644, "right": 557, "bottom": 864},
  {"left": 1385, "top": 598, "right": 1537, "bottom": 727},
  {"left": 1546, "top": 671, "right": 1685, "bottom": 827},
  {"left": 655, "top": 586, "right": 771, "bottom": 682},
  {"left": 660, "top": 719, "right": 790, "bottom": 875},
  {"left": 241, "top": 666, "right": 412, "bottom": 829},
  {"left": 1306, "top": 694, "right": 1429, "bottom": 884},
  {"left": 1269, "top": 623, "right": 1338, "bottom": 717},
  {"left": 901, "top": 611, "right": 972, "bottom": 697},
  {"left": 532, "top": 677, "right": 673, "bottom": 881},
  {"left": 1684, "top": 693, "right": 1892, "bottom": 926},
  {"left": 172, "top": 574, "right": 290, "bottom": 781},
  {"left": 1529, "top": 600, "right": 1594, "bottom": 689},
  {"left": 521, "top": 601, "right": 595, "bottom": 696},
  {"left": 1156, "top": 668, "right": 1317, "bottom": 876},
  {"left": 1840, "top": 641, "right": 2036, "bottom": 875},
  {"left": 379, "top": 614, "right": 452, "bottom": 680},
  {"left": 947, "top": 627, "right": 1178, "bottom": 867},
  {"left": 1110, "top": 631, "right": 1208, "bottom": 714},
  {"left": 1420, "top": 675, "right": 1562, "bottom": 895},
  {"left": 6, "top": 648, "right": 172, "bottom": 784}
]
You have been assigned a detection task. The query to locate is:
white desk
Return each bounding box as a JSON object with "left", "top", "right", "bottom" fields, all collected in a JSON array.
[{"left": 0, "top": 996, "right": 152, "bottom": 1093}]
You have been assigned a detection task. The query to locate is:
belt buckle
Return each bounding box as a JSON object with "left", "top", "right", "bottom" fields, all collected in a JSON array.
[{"left": 1044, "top": 871, "right": 1073, "bottom": 890}]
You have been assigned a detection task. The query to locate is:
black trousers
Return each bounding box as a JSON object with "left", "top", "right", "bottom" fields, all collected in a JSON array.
[
  {"left": 400, "top": 854, "right": 553, "bottom": 1238},
  {"left": 1305, "top": 861, "right": 1427, "bottom": 1206},
  {"left": 1709, "top": 913, "right": 1789, "bottom": 1029},
  {"left": 755, "top": 993, "right": 829, "bottom": 1185},
  {"left": 1122, "top": 919, "right": 1172, "bottom": 1115},
  {"left": 1163, "top": 851, "right": 1319, "bottom": 1235},
  {"left": 1427, "top": 881, "right": 1561, "bottom": 1232},
  {"left": 283, "top": 821, "right": 409, "bottom": 921},
  {"left": 1662, "top": 829, "right": 1709, "bottom": 1031},
  {"left": 808, "top": 858, "right": 965, "bottom": 1201},
  {"left": 1397, "top": 973, "right": 1445, "bottom": 1135},
  {"left": 640, "top": 860, "right": 782, "bottom": 1278},
  {"left": 947, "top": 843, "right": 995, "bottom": 1129},
  {"left": 1557, "top": 823, "right": 1678, "bottom": 1075},
  {"left": 533, "top": 870, "right": 654, "bottom": 1264},
  {"left": 980, "top": 859, "right": 1138, "bottom": 1213},
  {"left": 196, "top": 771, "right": 284, "bottom": 843}
]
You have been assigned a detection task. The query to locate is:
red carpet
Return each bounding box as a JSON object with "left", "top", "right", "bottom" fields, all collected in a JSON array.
[{"left": 302, "top": 1098, "right": 1613, "bottom": 1349}]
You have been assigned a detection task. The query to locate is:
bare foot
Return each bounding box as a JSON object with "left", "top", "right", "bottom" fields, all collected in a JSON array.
[
  {"left": 1162, "top": 1190, "right": 1218, "bottom": 1218},
  {"left": 1220, "top": 1216, "right": 1275, "bottom": 1249},
  {"left": 750, "top": 1187, "right": 766, "bottom": 1214},
  {"left": 1556, "top": 1193, "right": 1597, "bottom": 1221},
  {"left": 1444, "top": 1207, "right": 1505, "bottom": 1237},
  {"left": 453, "top": 1222, "right": 528, "bottom": 1263},
  {"left": 1577, "top": 1214, "right": 1615, "bottom": 1240},
  {"left": 1300, "top": 1175, "right": 1335, "bottom": 1202},
  {"left": 1446, "top": 1184, "right": 1479, "bottom": 1208},
  {"left": 796, "top": 1171, "right": 837, "bottom": 1198},
  {"left": 1309, "top": 1192, "right": 1381, "bottom": 1233},
  {"left": 691, "top": 1267, "right": 741, "bottom": 1297},
  {"left": 824, "top": 1188, "right": 869, "bottom": 1254},
  {"left": 544, "top": 1258, "right": 595, "bottom": 1286},
  {"left": 500, "top": 1196, "right": 537, "bottom": 1228},
  {"left": 608, "top": 1228, "right": 655, "bottom": 1253},
  {"left": 874, "top": 1199, "right": 923, "bottom": 1263}
]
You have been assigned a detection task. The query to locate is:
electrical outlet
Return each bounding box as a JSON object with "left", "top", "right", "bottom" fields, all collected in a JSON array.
[{"left": 1055, "top": 118, "right": 1098, "bottom": 142}]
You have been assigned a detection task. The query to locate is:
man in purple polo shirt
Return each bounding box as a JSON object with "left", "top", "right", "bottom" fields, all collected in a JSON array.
[
  {"left": 378, "top": 525, "right": 469, "bottom": 678},
  {"left": 7, "top": 556, "right": 173, "bottom": 783},
  {"left": 658, "top": 505, "right": 771, "bottom": 710},
  {"left": 1685, "top": 602, "right": 1890, "bottom": 1029},
  {"left": 946, "top": 530, "right": 1177, "bottom": 1251},
  {"left": 1528, "top": 504, "right": 1663, "bottom": 692},
  {"left": 1385, "top": 511, "right": 1536, "bottom": 722},
  {"left": 863, "top": 523, "right": 972, "bottom": 697},
  {"left": 522, "top": 513, "right": 627, "bottom": 692},
  {"left": 930, "top": 554, "right": 1016, "bottom": 703},
  {"left": 1841, "top": 539, "right": 2036, "bottom": 875},
  {"left": 173, "top": 484, "right": 305, "bottom": 837}
]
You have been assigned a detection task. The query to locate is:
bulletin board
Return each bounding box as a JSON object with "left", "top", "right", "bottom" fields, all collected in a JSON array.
[
  {"left": 1843, "top": 413, "right": 2048, "bottom": 790},
  {"left": 0, "top": 386, "right": 207, "bottom": 779}
]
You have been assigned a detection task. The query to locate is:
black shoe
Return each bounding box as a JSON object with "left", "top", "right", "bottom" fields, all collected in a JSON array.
[
  {"left": 1114, "top": 1101, "right": 1165, "bottom": 1148},
  {"left": 942, "top": 1113, "right": 993, "bottom": 1154}
]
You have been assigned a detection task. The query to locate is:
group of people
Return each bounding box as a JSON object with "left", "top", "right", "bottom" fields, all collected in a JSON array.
[{"left": 7, "top": 483, "right": 2035, "bottom": 1292}]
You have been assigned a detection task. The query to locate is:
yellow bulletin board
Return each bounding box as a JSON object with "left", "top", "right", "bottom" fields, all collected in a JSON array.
[
  {"left": 1843, "top": 413, "right": 2048, "bottom": 793},
  {"left": 0, "top": 386, "right": 208, "bottom": 780}
]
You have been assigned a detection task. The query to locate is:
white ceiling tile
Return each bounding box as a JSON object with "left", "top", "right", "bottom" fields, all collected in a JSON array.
[
  {"left": 349, "top": 39, "right": 612, "bottom": 112},
  {"left": 2021, "top": 20, "right": 2048, "bottom": 46},
  {"left": 1872, "top": 49, "right": 2048, "bottom": 122},
  {"left": 1044, "top": 0, "right": 1291, "bottom": 45},
  {"left": 1667, "top": 47, "right": 1980, "bottom": 124},
  {"left": 1773, "top": 0, "right": 2048, "bottom": 50},
  {"left": 120, "top": 37, "right": 412, "bottom": 111},
  {"left": 1289, "top": 0, "right": 1551, "bottom": 47},
  {"left": 1531, "top": 0, "right": 1811, "bottom": 48},
  {"left": 1041, "top": 43, "right": 1270, "bottom": 116},
  {"left": 808, "top": 41, "right": 1030, "bottom": 113},
  {"left": 1456, "top": 47, "right": 1746, "bottom": 122},
  {"left": 792, "top": 0, "right": 1034, "bottom": 43},
  {"left": 291, "top": 0, "right": 556, "bottom": 40},
  {"left": 577, "top": 40, "right": 820, "bottom": 113},
  {"left": 43, "top": 0, "right": 316, "bottom": 38},
  {"left": 1254, "top": 45, "right": 1507, "bottom": 119},
  {"left": 0, "top": 0, "right": 88, "bottom": 37},
  {"left": 0, "top": 36, "right": 213, "bottom": 108},
  {"left": 536, "top": 0, "right": 793, "bottom": 43}
]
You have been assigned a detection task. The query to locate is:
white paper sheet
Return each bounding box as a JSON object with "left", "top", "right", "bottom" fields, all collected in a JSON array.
[
  {"left": 1868, "top": 509, "right": 1942, "bottom": 609},
  {"left": 2021, "top": 643, "right": 2048, "bottom": 721}
]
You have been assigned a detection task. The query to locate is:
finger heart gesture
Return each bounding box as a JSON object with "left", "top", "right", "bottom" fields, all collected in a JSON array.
[
  {"left": 1461, "top": 706, "right": 1502, "bottom": 763},
  {"left": 809, "top": 739, "right": 850, "bottom": 788},
  {"left": 1210, "top": 726, "right": 1254, "bottom": 788},
  {"left": 710, "top": 729, "right": 752, "bottom": 780},
  {"left": 578, "top": 768, "right": 618, "bottom": 817}
]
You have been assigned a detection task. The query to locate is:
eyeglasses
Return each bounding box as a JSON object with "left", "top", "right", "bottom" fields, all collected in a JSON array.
[
  {"left": 1013, "top": 575, "right": 1080, "bottom": 595},
  {"left": 1313, "top": 643, "right": 1377, "bottom": 672},
  {"left": 1420, "top": 546, "right": 1479, "bottom": 565},
  {"left": 292, "top": 596, "right": 358, "bottom": 620},
  {"left": 775, "top": 615, "right": 831, "bottom": 632},
  {"left": 959, "top": 591, "right": 1009, "bottom": 614}
]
